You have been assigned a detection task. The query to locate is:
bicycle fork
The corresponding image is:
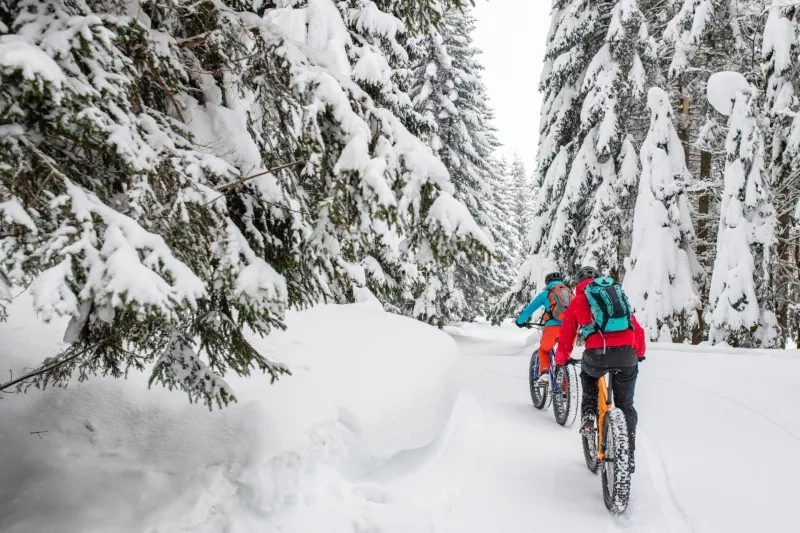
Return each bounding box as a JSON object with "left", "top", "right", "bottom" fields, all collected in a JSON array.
[{"left": 597, "top": 373, "right": 613, "bottom": 462}]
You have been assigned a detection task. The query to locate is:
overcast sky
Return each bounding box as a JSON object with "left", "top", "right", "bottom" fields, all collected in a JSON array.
[{"left": 472, "top": 0, "right": 549, "bottom": 173}]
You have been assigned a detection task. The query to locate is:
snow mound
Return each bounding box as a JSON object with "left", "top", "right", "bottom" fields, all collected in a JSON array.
[
  {"left": 0, "top": 298, "right": 459, "bottom": 532},
  {"left": 707, "top": 71, "right": 751, "bottom": 116}
]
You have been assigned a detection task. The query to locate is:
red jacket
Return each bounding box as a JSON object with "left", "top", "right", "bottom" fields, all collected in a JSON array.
[{"left": 555, "top": 278, "right": 646, "bottom": 366}]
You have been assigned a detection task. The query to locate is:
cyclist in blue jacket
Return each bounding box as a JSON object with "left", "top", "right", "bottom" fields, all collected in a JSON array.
[{"left": 516, "top": 272, "right": 574, "bottom": 384}]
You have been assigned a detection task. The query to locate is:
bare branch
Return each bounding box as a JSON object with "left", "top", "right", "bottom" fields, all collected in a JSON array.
[
  {"left": 0, "top": 336, "right": 114, "bottom": 393},
  {"left": 201, "top": 160, "right": 306, "bottom": 207},
  {"left": 176, "top": 33, "right": 210, "bottom": 48},
  {"left": 148, "top": 65, "right": 186, "bottom": 123}
]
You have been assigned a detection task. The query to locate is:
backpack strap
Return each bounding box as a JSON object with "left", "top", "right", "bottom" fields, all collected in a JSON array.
[
  {"left": 543, "top": 287, "right": 556, "bottom": 322},
  {"left": 624, "top": 293, "right": 634, "bottom": 330}
]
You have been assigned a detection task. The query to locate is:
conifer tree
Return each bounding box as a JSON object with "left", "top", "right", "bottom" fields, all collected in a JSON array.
[
  {"left": 762, "top": 2, "right": 800, "bottom": 344},
  {"left": 625, "top": 88, "right": 700, "bottom": 342},
  {"left": 706, "top": 72, "right": 778, "bottom": 347},
  {"left": 507, "top": 0, "right": 655, "bottom": 322},
  {"left": 0, "top": 0, "right": 490, "bottom": 405},
  {"left": 571, "top": 0, "right": 657, "bottom": 277},
  {"left": 509, "top": 155, "right": 532, "bottom": 260},
  {"left": 502, "top": 0, "right": 600, "bottom": 313},
  {"left": 409, "top": 6, "right": 510, "bottom": 320},
  {"left": 661, "top": 0, "right": 758, "bottom": 342}
]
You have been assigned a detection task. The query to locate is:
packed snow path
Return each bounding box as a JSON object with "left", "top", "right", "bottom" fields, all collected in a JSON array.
[{"left": 372, "top": 323, "right": 800, "bottom": 532}]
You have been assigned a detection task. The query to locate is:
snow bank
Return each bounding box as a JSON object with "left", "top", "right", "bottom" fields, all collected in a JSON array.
[
  {"left": 444, "top": 320, "right": 533, "bottom": 343},
  {"left": 0, "top": 297, "right": 459, "bottom": 532}
]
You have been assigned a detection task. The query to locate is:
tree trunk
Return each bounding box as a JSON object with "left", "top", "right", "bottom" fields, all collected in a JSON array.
[
  {"left": 676, "top": 84, "right": 705, "bottom": 345},
  {"left": 775, "top": 211, "right": 793, "bottom": 347},
  {"left": 693, "top": 150, "right": 712, "bottom": 345},
  {"left": 677, "top": 91, "right": 690, "bottom": 164}
]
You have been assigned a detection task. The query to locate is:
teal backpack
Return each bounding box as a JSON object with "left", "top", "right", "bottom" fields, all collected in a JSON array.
[{"left": 580, "top": 277, "right": 633, "bottom": 337}]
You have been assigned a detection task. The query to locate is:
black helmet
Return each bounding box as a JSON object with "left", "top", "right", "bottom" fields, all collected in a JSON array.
[
  {"left": 544, "top": 272, "right": 562, "bottom": 284},
  {"left": 576, "top": 266, "right": 600, "bottom": 283}
]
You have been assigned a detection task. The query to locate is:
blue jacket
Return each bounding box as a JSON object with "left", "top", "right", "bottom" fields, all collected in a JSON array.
[{"left": 516, "top": 280, "right": 566, "bottom": 327}]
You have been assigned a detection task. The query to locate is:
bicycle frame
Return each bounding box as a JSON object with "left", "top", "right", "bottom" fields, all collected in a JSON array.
[
  {"left": 527, "top": 323, "right": 578, "bottom": 406},
  {"left": 537, "top": 345, "right": 577, "bottom": 401},
  {"left": 597, "top": 373, "right": 613, "bottom": 462}
]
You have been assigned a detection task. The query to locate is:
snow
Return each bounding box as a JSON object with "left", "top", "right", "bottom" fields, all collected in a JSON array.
[
  {"left": 706, "top": 71, "right": 751, "bottom": 116},
  {"left": 3, "top": 303, "right": 800, "bottom": 531},
  {"left": 426, "top": 192, "right": 494, "bottom": 252},
  {"left": 0, "top": 296, "right": 459, "bottom": 533},
  {"left": 353, "top": 47, "right": 392, "bottom": 86},
  {"left": 57, "top": 181, "right": 208, "bottom": 319},
  {"left": 0, "top": 36, "right": 65, "bottom": 85},
  {"left": 438, "top": 323, "right": 800, "bottom": 532},
  {"left": 707, "top": 74, "right": 776, "bottom": 347},
  {"left": 0, "top": 197, "right": 36, "bottom": 233},
  {"left": 625, "top": 88, "right": 700, "bottom": 341},
  {"left": 763, "top": 7, "right": 794, "bottom": 76}
]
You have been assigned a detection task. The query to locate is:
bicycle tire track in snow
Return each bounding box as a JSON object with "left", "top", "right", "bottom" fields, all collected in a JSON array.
[{"left": 637, "top": 433, "right": 694, "bottom": 533}]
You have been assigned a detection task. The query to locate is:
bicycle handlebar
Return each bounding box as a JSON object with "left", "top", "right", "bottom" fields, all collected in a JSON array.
[{"left": 520, "top": 322, "right": 546, "bottom": 329}]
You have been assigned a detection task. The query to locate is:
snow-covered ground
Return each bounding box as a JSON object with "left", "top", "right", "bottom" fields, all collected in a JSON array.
[
  {"left": 2, "top": 311, "right": 799, "bottom": 532},
  {"left": 0, "top": 296, "right": 459, "bottom": 533},
  {"left": 438, "top": 323, "right": 800, "bottom": 532}
]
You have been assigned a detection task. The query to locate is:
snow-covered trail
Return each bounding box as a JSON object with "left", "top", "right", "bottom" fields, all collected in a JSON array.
[
  {"left": 4, "top": 308, "right": 798, "bottom": 533},
  {"left": 372, "top": 323, "right": 800, "bottom": 532}
]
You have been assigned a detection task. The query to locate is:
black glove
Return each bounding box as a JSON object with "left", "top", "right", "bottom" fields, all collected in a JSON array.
[
  {"left": 516, "top": 322, "right": 525, "bottom": 329},
  {"left": 638, "top": 356, "right": 646, "bottom": 363}
]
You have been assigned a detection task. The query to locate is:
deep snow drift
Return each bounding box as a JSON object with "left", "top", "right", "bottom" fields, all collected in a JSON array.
[{"left": 0, "top": 297, "right": 460, "bottom": 533}]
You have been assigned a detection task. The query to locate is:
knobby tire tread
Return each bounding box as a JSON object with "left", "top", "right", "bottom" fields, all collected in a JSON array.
[{"left": 602, "top": 408, "right": 631, "bottom": 514}]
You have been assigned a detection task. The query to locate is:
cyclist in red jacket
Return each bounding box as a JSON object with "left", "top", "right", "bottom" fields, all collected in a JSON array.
[{"left": 555, "top": 266, "right": 646, "bottom": 471}]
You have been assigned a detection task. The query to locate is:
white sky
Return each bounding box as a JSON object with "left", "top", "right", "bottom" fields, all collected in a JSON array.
[{"left": 472, "top": 0, "right": 549, "bottom": 173}]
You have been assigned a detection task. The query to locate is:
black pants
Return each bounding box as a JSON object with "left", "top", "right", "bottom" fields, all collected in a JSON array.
[{"left": 581, "top": 361, "right": 638, "bottom": 451}]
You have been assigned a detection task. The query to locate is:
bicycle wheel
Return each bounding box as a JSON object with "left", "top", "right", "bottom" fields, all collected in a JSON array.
[
  {"left": 581, "top": 418, "right": 599, "bottom": 473},
  {"left": 601, "top": 408, "right": 632, "bottom": 514},
  {"left": 553, "top": 363, "right": 580, "bottom": 427},
  {"left": 529, "top": 351, "right": 551, "bottom": 410}
]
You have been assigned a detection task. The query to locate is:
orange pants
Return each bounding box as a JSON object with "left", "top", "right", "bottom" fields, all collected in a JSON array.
[{"left": 538, "top": 325, "right": 560, "bottom": 372}]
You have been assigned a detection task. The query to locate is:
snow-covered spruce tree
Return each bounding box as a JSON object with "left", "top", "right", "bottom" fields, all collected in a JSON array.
[
  {"left": 762, "top": 2, "right": 800, "bottom": 343},
  {"left": 661, "top": 0, "right": 766, "bottom": 342},
  {"left": 480, "top": 127, "right": 518, "bottom": 314},
  {"left": 706, "top": 72, "right": 778, "bottom": 347},
  {"left": 502, "top": 0, "right": 656, "bottom": 325},
  {"left": 508, "top": 155, "right": 531, "bottom": 261},
  {"left": 572, "top": 0, "right": 657, "bottom": 278},
  {"left": 624, "top": 88, "right": 700, "bottom": 342},
  {"left": 408, "top": 6, "right": 510, "bottom": 321},
  {"left": 497, "top": 0, "right": 599, "bottom": 317},
  {"left": 0, "top": 0, "right": 490, "bottom": 406},
  {"left": 485, "top": 155, "right": 527, "bottom": 325},
  {"left": 485, "top": 155, "right": 518, "bottom": 288}
]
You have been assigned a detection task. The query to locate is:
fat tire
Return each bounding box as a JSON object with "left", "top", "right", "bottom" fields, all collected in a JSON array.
[
  {"left": 601, "top": 408, "right": 632, "bottom": 515},
  {"left": 553, "top": 362, "right": 580, "bottom": 427},
  {"left": 582, "top": 421, "right": 599, "bottom": 473},
  {"left": 529, "top": 351, "right": 551, "bottom": 410}
]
